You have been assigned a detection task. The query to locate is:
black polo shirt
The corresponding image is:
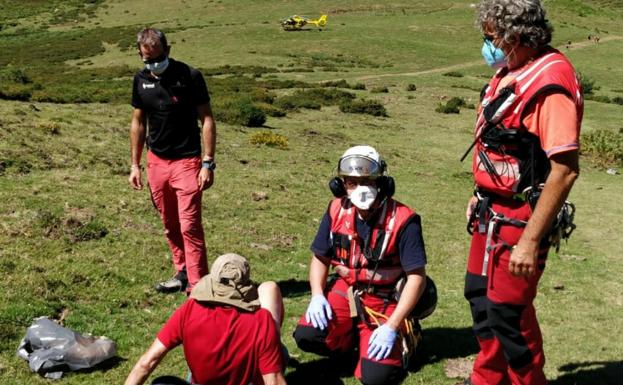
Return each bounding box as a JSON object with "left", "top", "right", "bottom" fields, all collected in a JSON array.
[{"left": 131, "top": 58, "right": 210, "bottom": 159}]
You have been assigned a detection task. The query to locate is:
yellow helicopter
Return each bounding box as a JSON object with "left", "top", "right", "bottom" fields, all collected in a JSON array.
[{"left": 280, "top": 14, "right": 327, "bottom": 31}]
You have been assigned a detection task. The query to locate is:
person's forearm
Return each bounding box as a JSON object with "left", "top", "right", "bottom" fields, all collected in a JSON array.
[
  {"left": 386, "top": 270, "right": 426, "bottom": 330},
  {"left": 124, "top": 339, "right": 168, "bottom": 385},
  {"left": 202, "top": 116, "right": 216, "bottom": 159},
  {"left": 124, "top": 354, "right": 157, "bottom": 385},
  {"left": 519, "top": 160, "right": 578, "bottom": 245},
  {"left": 130, "top": 118, "right": 146, "bottom": 166},
  {"left": 309, "top": 255, "right": 329, "bottom": 296},
  {"left": 262, "top": 372, "right": 287, "bottom": 385}
]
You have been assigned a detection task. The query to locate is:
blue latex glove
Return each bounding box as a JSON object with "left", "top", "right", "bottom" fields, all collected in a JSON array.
[
  {"left": 305, "top": 294, "right": 333, "bottom": 330},
  {"left": 367, "top": 324, "right": 397, "bottom": 361}
]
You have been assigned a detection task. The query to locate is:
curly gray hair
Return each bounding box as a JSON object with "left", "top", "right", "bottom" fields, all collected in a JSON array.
[{"left": 477, "top": 0, "right": 553, "bottom": 48}]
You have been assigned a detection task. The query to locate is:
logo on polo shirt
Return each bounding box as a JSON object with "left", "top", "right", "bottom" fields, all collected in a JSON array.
[{"left": 142, "top": 83, "right": 155, "bottom": 89}]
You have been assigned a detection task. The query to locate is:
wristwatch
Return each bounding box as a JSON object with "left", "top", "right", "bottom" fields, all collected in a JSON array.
[{"left": 202, "top": 159, "right": 216, "bottom": 171}]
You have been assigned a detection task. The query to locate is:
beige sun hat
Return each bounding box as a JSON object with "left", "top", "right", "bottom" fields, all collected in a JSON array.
[{"left": 190, "top": 253, "right": 260, "bottom": 311}]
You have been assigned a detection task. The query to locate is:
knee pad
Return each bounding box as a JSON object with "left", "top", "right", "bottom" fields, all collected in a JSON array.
[
  {"left": 360, "top": 359, "right": 406, "bottom": 385},
  {"left": 293, "top": 325, "right": 331, "bottom": 356}
]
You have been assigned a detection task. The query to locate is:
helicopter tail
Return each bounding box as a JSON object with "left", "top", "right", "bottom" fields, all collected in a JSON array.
[{"left": 311, "top": 14, "right": 328, "bottom": 27}]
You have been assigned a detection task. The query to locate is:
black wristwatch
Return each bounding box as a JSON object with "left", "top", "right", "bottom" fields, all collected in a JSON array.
[{"left": 202, "top": 159, "right": 216, "bottom": 171}]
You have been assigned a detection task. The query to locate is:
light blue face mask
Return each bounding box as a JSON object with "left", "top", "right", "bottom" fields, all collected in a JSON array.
[
  {"left": 481, "top": 39, "right": 507, "bottom": 69},
  {"left": 144, "top": 56, "right": 169, "bottom": 75}
]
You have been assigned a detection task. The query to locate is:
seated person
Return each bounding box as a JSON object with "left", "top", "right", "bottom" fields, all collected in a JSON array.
[{"left": 124, "top": 253, "right": 287, "bottom": 385}]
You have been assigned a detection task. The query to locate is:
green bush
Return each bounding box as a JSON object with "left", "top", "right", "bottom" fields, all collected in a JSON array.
[
  {"left": 578, "top": 72, "right": 595, "bottom": 95},
  {"left": 203, "top": 65, "right": 278, "bottom": 77},
  {"left": 250, "top": 131, "right": 288, "bottom": 149},
  {"left": 0, "top": 68, "right": 31, "bottom": 84},
  {"left": 0, "top": 84, "right": 32, "bottom": 101},
  {"left": 275, "top": 88, "right": 355, "bottom": 110},
  {"left": 443, "top": 71, "right": 464, "bottom": 77},
  {"left": 352, "top": 83, "right": 366, "bottom": 90},
  {"left": 321, "top": 79, "right": 350, "bottom": 88},
  {"left": 611, "top": 96, "right": 623, "bottom": 105},
  {"left": 256, "top": 102, "right": 287, "bottom": 117},
  {"left": 370, "top": 86, "right": 389, "bottom": 93},
  {"left": 581, "top": 127, "right": 623, "bottom": 166},
  {"left": 339, "top": 99, "right": 388, "bottom": 117},
  {"left": 406, "top": 83, "right": 417, "bottom": 91},
  {"left": 274, "top": 95, "right": 321, "bottom": 110},
  {"left": 585, "top": 94, "right": 611, "bottom": 103},
  {"left": 214, "top": 98, "right": 267, "bottom": 127},
  {"left": 435, "top": 96, "right": 466, "bottom": 113},
  {"left": 435, "top": 103, "right": 460, "bottom": 114}
]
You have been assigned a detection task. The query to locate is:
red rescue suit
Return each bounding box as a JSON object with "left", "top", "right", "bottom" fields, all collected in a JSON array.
[
  {"left": 327, "top": 197, "right": 414, "bottom": 287},
  {"left": 472, "top": 49, "right": 583, "bottom": 197},
  {"left": 465, "top": 48, "right": 583, "bottom": 385},
  {"left": 296, "top": 197, "right": 417, "bottom": 382}
]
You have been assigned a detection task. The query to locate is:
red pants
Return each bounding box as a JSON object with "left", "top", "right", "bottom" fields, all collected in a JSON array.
[
  {"left": 465, "top": 199, "right": 549, "bottom": 385},
  {"left": 146, "top": 151, "right": 208, "bottom": 286},
  {"left": 294, "top": 278, "right": 406, "bottom": 385}
]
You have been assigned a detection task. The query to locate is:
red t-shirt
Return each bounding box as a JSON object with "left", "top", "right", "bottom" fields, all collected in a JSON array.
[{"left": 157, "top": 299, "right": 282, "bottom": 385}]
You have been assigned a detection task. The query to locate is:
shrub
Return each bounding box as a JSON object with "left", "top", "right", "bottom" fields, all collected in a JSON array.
[
  {"left": 275, "top": 88, "right": 355, "bottom": 110},
  {"left": 0, "top": 84, "right": 32, "bottom": 101},
  {"left": 250, "top": 131, "right": 288, "bottom": 149},
  {"left": 435, "top": 103, "right": 460, "bottom": 114},
  {"left": 321, "top": 79, "right": 350, "bottom": 88},
  {"left": 585, "top": 94, "right": 611, "bottom": 103},
  {"left": 578, "top": 72, "right": 595, "bottom": 95},
  {"left": 0, "top": 68, "right": 31, "bottom": 84},
  {"left": 581, "top": 127, "right": 623, "bottom": 166},
  {"left": 256, "top": 102, "right": 286, "bottom": 117},
  {"left": 339, "top": 99, "right": 388, "bottom": 117},
  {"left": 352, "top": 83, "right": 366, "bottom": 90},
  {"left": 436, "top": 96, "right": 466, "bottom": 113},
  {"left": 370, "top": 86, "right": 389, "bottom": 93},
  {"left": 214, "top": 98, "right": 266, "bottom": 127},
  {"left": 611, "top": 96, "right": 623, "bottom": 105},
  {"left": 405, "top": 83, "right": 417, "bottom": 91},
  {"left": 443, "top": 71, "right": 464, "bottom": 77},
  {"left": 274, "top": 95, "right": 321, "bottom": 110}
]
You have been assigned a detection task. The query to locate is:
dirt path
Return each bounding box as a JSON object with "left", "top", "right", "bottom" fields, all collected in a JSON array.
[{"left": 353, "top": 35, "right": 623, "bottom": 81}]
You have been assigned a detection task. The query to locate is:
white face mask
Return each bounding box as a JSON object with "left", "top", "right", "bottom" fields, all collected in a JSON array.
[
  {"left": 144, "top": 56, "right": 169, "bottom": 75},
  {"left": 348, "top": 185, "right": 378, "bottom": 210}
]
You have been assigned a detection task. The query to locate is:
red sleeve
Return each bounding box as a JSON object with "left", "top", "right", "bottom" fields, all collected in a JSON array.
[
  {"left": 522, "top": 92, "right": 579, "bottom": 157},
  {"left": 156, "top": 300, "right": 191, "bottom": 349},
  {"left": 256, "top": 309, "right": 283, "bottom": 375}
]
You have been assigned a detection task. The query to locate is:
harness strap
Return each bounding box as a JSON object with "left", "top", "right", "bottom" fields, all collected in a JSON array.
[
  {"left": 481, "top": 208, "right": 527, "bottom": 277},
  {"left": 352, "top": 290, "right": 421, "bottom": 369}
]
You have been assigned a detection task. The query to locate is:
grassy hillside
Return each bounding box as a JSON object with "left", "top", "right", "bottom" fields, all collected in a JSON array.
[{"left": 0, "top": 1, "right": 622, "bottom": 385}]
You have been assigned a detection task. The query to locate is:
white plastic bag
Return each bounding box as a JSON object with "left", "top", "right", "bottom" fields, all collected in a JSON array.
[{"left": 16, "top": 317, "right": 116, "bottom": 379}]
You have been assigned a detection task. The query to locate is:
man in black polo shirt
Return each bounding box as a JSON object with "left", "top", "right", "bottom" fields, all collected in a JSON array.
[{"left": 128, "top": 28, "right": 216, "bottom": 293}]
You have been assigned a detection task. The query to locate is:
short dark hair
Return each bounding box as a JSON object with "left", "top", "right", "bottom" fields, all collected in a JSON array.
[{"left": 136, "top": 28, "right": 168, "bottom": 50}]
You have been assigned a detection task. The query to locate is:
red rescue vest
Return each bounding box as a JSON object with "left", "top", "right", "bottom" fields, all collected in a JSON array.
[
  {"left": 327, "top": 197, "right": 416, "bottom": 287},
  {"left": 472, "top": 48, "right": 583, "bottom": 197}
]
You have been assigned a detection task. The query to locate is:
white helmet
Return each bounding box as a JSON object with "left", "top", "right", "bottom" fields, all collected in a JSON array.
[{"left": 337, "top": 145, "right": 385, "bottom": 179}]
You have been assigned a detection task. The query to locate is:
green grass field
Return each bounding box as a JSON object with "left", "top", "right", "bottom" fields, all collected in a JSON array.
[{"left": 1, "top": 1, "right": 622, "bottom": 384}]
